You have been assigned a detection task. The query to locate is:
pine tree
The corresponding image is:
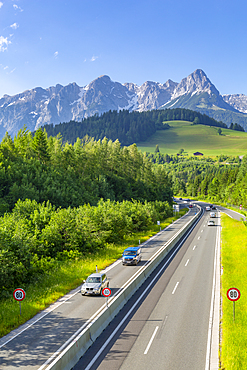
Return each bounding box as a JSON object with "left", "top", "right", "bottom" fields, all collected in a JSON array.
[{"left": 32, "top": 128, "right": 50, "bottom": 163}]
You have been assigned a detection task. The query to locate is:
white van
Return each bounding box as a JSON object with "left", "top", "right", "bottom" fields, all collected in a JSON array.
[{"left": 210, "top": 212, "right": 216, "bottom": 218}]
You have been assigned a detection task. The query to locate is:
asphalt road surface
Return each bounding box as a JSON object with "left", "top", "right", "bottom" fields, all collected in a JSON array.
[
  {"left": 73, "top": 204, "right": 220, "bottom": 370},
  {"left": 0, "top": 204, "right": 198, "bottom": 370}
]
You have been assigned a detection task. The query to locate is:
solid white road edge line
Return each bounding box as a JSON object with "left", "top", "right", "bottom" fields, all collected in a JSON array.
[
  {"left": 72, "top": 215, "right": 203, "bottom": 370},
  {"left": 144, "top": 326, "right": 159, "bottom": 355},
  {"left": 1, "top": 217, "right": 175, "bottom": 349},
  {"left": 39, "top": 208, "right": 203, "bottom": 370},
  {"left": 204, "top": 214, "right": 220, "bottom": 370}
]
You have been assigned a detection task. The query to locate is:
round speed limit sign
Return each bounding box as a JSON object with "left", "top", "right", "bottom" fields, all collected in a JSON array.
[
  {"left": 13, "top": 288, "right": 26, "bottom": 301},
  {"left": 227, "top": 287, "right": 241, "bottom": 301},
  {"left": 102, "top": 288, "right": 111, "bottom": 297}
]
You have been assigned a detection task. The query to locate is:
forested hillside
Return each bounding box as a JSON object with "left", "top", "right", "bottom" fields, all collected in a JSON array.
[
  {"left": 147, "top": 152, "right": 247, "bottom": 206},
  {"left": 41, "top": 108, "right": 228, "bottom": 145},
  {"left": 0, "top": 127, "right": 174, "bottom": 295},
  {"left": 0, "top": 127, "right": 172, "bottom": 214}
]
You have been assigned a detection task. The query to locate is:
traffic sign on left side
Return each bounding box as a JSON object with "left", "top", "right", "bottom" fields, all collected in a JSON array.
[{"left": 13, "top": 288, "right": 26, "bottom": 301}]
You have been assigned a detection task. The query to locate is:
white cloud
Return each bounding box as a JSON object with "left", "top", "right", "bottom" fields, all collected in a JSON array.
[
  {"left": 0, "top": 2, "right": 3, "bottom": 9},
  {"left": 0, "top": 36, "right": 11, "bottom": 52},
  {"left": 90, "top": 55, "right": 98, "bottom": 62},
  {"left": 13, "top": 4, "right": 23, "bottom": 11},
  {"left": 10, "top": 23, "right": 19, "bottom": 30},
  {"left": 54, "top": 51, "right": 58, "bottom": 58}
]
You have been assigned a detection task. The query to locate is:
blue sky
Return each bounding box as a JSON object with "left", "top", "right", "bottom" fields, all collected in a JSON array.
[{"left": 0, "top": 0, "right": 247, "bottom": 98}]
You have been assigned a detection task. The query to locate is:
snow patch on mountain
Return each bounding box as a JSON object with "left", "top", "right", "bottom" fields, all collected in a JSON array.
[{"left": 223, "top": 94, "right": 247, "bottom": 113}]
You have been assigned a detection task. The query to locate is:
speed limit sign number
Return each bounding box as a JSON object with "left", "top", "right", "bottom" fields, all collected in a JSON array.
[
  {"left": 227, "top": 287, "right": 241, "bottom": 301},
  {"left": 13, "top": 288, "right": 26, "bottom": 301},
  {"left": 102, "top": 288, "right": 111, "bottom": 297}
]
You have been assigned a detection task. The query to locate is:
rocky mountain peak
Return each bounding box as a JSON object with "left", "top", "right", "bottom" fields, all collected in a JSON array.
[
  {"left": 0, "top": 69, "right": 246, "bottom": 139},
  {"left": 171, "top": 69, "right": 219, "bottom": 100}
]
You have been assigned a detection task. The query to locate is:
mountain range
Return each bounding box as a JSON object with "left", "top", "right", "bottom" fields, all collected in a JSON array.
[{"left": 1, "top": 69, "right": 247, "bottom": 139}]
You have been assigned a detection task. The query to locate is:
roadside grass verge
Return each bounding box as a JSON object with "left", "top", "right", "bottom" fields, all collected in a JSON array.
[
  {"left": 0, "top": 209, "right": 186, "bottom": 338},
  {"left": 221, "top": 213, "right": 247, "bottom": 369}
]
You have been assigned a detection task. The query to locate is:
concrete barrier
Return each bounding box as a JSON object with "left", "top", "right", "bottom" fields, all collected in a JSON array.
[{"left": 44, "top": 206, "right": 202, "bottom": 370}]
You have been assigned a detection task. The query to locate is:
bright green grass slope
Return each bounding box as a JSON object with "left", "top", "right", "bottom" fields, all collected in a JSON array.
[
  {"left": 137, "top": 121, "right": 247, "bottom": 156},
  {"left": 221, "top": 213, "right": 247, "bottom": 369}
]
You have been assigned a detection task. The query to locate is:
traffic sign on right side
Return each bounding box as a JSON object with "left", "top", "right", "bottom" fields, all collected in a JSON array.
[{"left": 227, "top": 287, "right": 241, "bottom": 301}]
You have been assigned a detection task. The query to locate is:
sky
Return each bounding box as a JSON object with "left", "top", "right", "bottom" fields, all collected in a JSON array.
[{"left": 0, "top": 0, "right": 247, "bottom": 98}]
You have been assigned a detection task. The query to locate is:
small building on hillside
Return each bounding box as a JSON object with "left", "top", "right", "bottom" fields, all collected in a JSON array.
[{"left": 193, "top": 152, "right": 203, "bottom": 156}]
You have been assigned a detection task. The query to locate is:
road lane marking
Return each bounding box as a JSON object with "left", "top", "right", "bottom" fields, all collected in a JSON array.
[
  {"left": 172, "top": 282, "right": 179, "bottom": 294},
  {"left": 144, "top": 326, "right": 159, "bottom": 354},
  {"left": 201, "top": 230, "right": 203, "bottom": 232},
  {"left": 205, "top": 209, "right": 221, "bottom": 370},
  {"left": 193, "top": 245, "right": 196, "bottom": 250},
  {"left": 39, "top": 206, "right": 204, "bottom": 370},
  {"left": 185, "top": 259, "right": 189, "bottom": 267},
  {"left": 198, "top": 236, "right": 200, "bottom": 240}
]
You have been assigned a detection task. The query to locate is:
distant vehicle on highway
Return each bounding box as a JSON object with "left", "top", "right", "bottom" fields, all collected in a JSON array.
[
  {"left": 210, "top": 212, "right": 216, "bottom": 218},
  {"left": 179, "top": 197, "right": 182, "bottom": 200},
  {"left": 81, "top": 272, "right": 109, "bottom": 296},
  {"left": 208, "top": 220, "right": 215, "bottom": 226},
  {"left": 122, "top": 246, "right": 142, "bottom": 265},
  {"left": 206, "top": 206, "right": 211, "bottom": 211},
  {"left": 189, "top": 204, "right": 193, "bottom": 208}
]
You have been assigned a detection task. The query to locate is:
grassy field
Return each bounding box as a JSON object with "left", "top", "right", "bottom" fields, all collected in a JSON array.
[
  {"left": 137, "top": 121, "right": 247, "bottom": 156},
  {"left": 0, "top": 210, "right": 186, "bottom": 338},
  {"left": 221, "top": 213, "right": 247, "bottom": 369}
]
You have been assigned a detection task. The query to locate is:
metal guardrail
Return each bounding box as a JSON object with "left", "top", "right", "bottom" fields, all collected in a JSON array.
[{"left": 41, "top": 206, "right": 203, "bottom": 370}]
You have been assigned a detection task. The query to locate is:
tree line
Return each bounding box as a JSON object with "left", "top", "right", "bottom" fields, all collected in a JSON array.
[
  {"left": 158, "top": 153, "right": 247, "bottom": 207},
  {"left": 41, "top": 108, "right": 234, "bottom": 146},
  {"left": 0, "top": 198, "right": 172, "bottom": 295},
  {"left": 42, "top": 109, "right": 170, "bottom": 146},
  {"left": 0, "top": 127, "right": 174, "bottom": 295},
  {"left": 0, "top": 127, "right": 173, "bottom": 214}
]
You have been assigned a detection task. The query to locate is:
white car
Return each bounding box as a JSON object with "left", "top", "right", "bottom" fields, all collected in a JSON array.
[
  {"left": 210, "top": 212, "right": 216, "bottom": 218},
  {"left": 206, "top": 206, "right": 211, "bottom": 211},
  {"left": 81, "top": 272, "right": 109, "bottom": 296},
  {"left": 208, "top": 220, "right": 215, "bottom": 226}
]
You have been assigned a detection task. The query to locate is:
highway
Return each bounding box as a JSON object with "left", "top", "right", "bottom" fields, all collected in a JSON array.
[
  {"left": 0, "top": 203, "right": 199, "bottom": 370},
  {"left": 73, "top": 203, "right": 220, "bottom": 370}
]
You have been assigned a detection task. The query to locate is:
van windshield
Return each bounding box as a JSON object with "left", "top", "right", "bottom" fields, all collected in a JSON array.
[
  {"left": 123, "top": 251, "right": 136, "bottom": 256},
  {"left": 86, "top": 277, "right": 101, "bottom": 283}
]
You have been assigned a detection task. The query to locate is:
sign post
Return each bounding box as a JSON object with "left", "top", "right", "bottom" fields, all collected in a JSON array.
[
  {"left": 13, "top": 288, "right": 26, "bottom": 315},
  {"left": 102, "top": 287, "right": 112, "bottom": 308},
  {"left": 227, "top": 287, "right": 241, "bottom": 321}
]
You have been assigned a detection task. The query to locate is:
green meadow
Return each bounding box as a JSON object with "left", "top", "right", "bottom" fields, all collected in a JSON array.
[
  {"left": 221, "top": 213, "right": 247, "bottom": 369},
  {"left": 137, "top": 121, "right": 247, "bottom": 156}
]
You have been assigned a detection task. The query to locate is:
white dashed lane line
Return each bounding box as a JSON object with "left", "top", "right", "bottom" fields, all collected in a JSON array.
[
  {"left": 172, "top": 282, "right": 179, "bottom": 295},
  {"left": 144, "top": 326, "right": 159, "bottom": 355}
]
